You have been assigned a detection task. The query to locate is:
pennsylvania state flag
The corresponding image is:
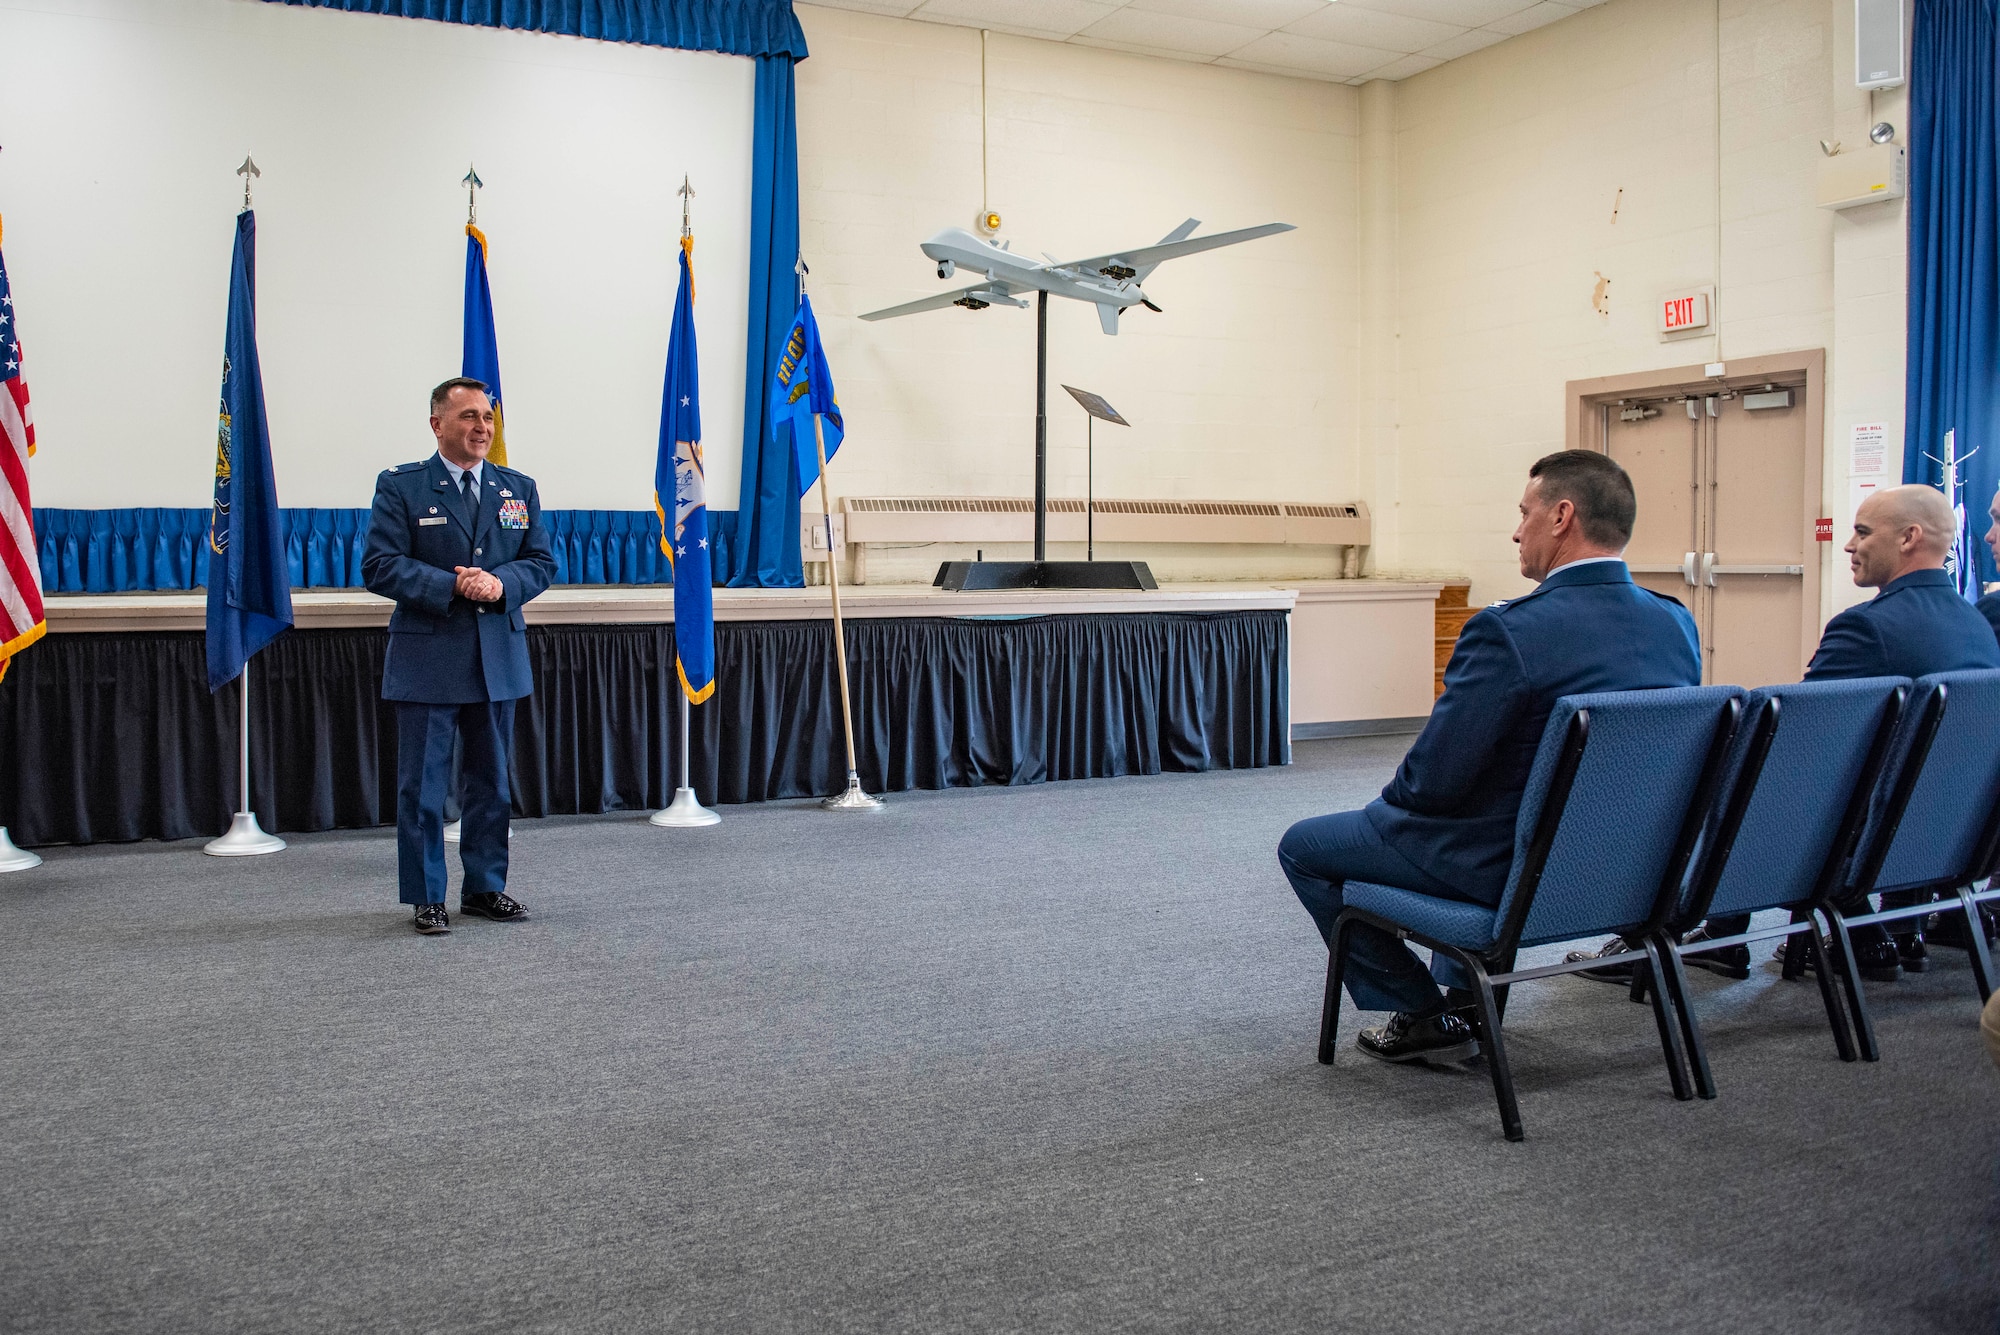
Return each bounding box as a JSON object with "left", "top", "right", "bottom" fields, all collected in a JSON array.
[
  {"left": 206, "top": 208, "right": 293, "bottom": 692},
  {"left": 770, "top": 294, "right": 842, "bottom": 495},
  {"left": 656, "top": 236, "right": 714, "bottom": 703},
  {"left": 462, "top": 224, "right": 508, "bottom": 466}
]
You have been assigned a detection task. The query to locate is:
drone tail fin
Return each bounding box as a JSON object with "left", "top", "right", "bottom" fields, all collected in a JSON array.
[{"left": 1097, "top": 303, "right": 1120, "bottom": 336}]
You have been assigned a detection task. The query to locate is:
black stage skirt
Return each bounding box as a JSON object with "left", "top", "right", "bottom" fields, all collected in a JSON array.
[{"left": 1, "top": 612, "right": 1288, "bottom": 844}]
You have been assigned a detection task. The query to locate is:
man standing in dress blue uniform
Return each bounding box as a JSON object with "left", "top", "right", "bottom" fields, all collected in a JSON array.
[
  {"left": 362, "top": 378, "right": 555, "bottom": 935},
  {"left": 1278, "top": 451, "right": 1701, "bottom": 1065}
]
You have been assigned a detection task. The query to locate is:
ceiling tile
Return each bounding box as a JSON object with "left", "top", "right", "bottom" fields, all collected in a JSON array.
[
  {"left": 1282, "top": 4, "right": 1464, "bottom": 52},
  {"left": 798, "top": 0, "right": 927, "bottom": 16},
  {"left": 908, "top": 0, "right": 1119, "bottom": 38},
  {"left": 1213, "top": 55, "right": 1345, "bottom": 81},
  {"left": 1358, "top": 51, "right": 1444, "bottom": 79},
  {"left": 1069, "top": 34, "right": 1220, "bottom": 63},
  {"left": 1224, "top": 30, "right": 1403, "bottom": 77},
  {"left": 1338, "top": 0, "right": 1528, "bottom": 25},
  {"left": 1418, "top": 25, "right": 1510, "bottom": 58},
  {"left": 1482, "top": 1, "right": 1581, "bottom": 35},
  {"left": 1124, "top": 0, "right": 1332, "bottom": 26},
  {"left": 1079, "top": 7, "right": 1269, "bottom": 56}
]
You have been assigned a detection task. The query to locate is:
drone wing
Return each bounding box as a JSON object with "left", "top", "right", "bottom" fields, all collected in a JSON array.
[
  {"left": 860, "top": 279, "right": 1031, "bottom": 322},
  {"left": 1056, "top": 221, "right": 1295, "bottom": 284}
]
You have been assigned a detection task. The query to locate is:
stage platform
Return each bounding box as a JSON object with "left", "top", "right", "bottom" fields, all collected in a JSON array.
[{"left": 15, "top": 580, "right": 1438, "bottom": 845}]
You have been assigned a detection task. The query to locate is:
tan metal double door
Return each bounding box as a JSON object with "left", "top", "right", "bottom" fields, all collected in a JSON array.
[{"left": 1607, "top": 387, "right": 1816, "bottom": 687}]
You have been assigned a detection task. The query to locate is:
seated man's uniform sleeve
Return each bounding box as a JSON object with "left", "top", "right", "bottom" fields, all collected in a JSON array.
[
  {"left": 1379, "top": 609, "right": 1529, "bottom": 815},
  {"left": 1803, "top": 606, "right": 1880, "bottom": 681},
  {"left": 361, "top": 473, "right": 455, "bottom": 616}
]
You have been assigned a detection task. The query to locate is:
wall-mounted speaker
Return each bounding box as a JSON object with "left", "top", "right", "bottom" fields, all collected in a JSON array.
[{"left": 1857, "top": 0, "right": 1905, "bottom": 90}]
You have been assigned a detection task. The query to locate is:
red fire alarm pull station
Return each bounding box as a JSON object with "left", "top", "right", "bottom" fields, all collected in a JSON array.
[{"left": 1815, "top": 517, "right": 1835, "bottom": 541}]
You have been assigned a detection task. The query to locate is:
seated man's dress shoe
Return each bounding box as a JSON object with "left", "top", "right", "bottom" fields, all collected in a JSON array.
[
  {"left": 1773, "top": 935, "right": 1901, "bottom": 982},
  {"left": 1895, "top": 934, "right": 1928, "bottom": 973},
  {"left": 1568, "top": 927, "right": 1750, "bottom": 984},
  {"left": 1678, "top": 924, "right": 1751, "bottom": 979},
  {"left": 413, "top": 903, "right": 451, "bottom": 935},
  {"left": 1565, "top": 936, "right": 1641, "bottom": 984},
  {"left": 460, "top": 890, "right": 529, "bottom": 923},
  {"left": 1356, "top": 1009, "right": 1478, "bottom": 1065}
]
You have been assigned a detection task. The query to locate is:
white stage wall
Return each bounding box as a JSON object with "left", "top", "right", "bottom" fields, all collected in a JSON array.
[{"left": 0, "top": 0, "right": 755, "bottom": 511}]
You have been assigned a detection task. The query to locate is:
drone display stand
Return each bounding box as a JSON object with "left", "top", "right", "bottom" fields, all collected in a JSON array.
[{"left": 933, "top": 293, "right": 1158, "bottom": 593}]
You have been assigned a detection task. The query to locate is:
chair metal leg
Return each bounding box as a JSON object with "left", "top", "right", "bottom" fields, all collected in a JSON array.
[
  {"left": 1627, "top": 945, "right": 1650, "bottom": 1006},
  {"left": 1652, "top": 932, "right": 1715, "bottom": 1100},
  {"left": 1639, "top": 938, "right": 1694, "bottom": 1102},
  {"left": 1800, "top": 920, "right": 1858, "bottom": 1064},
  {"left": 1450, "top": 947, "right": 1523, "bottom": 1142},
  {"left": 1819, "top": 906, "right": 1879, "bottom": 1062},
  {"left": 1957, "top": 886, "right": 1996, "bottom": 1002},
  {"left": 1319, "top": 916, "right": 1353, "bottom": 1065}
]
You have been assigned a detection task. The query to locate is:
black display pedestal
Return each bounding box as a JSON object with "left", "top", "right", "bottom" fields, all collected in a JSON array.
[{"left": 933, "top": 560, "right": 1158, "bottom": 591}]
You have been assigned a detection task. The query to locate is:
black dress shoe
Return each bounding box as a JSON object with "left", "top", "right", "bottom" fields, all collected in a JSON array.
[
  {"left": 460, "top": 890, "right": 529, "bottom": 922},
  {"left": 1776, "top": 935, "right": 1901, "bottom": 982},
  {"left": 1895, "top": 934, "right": 1928, "bottom": 973},
  {"left": 1928, "top": 909, "right": 1998, "bottom": 950},
  {"left": 1357, "top": 1009, "right": 1479, "bottom": 1065},
  {"left": 1680, "top": 925, "right": 1752, "bottom": 980},
  {"left": 1564, "top": 936, "right": 1641, "bottom": 985},
  {"left": 413, "top": 903, "right": 451, "bottom": 935}
]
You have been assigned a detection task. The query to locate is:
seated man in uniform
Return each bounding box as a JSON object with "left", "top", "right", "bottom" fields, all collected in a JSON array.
[
  {"left": 1278, "top": 450, "right": 1701, "bottom": 1065},
  {"left": 1576, "top": 484, "right": 2000, "bottom": 983}
]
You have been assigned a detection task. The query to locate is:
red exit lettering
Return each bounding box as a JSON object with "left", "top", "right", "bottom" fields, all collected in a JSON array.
[{"left": 1665, "top": 297, "right": 1694, "bottom": 329}]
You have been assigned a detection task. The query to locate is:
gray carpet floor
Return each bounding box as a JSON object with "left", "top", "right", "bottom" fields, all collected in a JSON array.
[{"left": 1, "top": 736, "right": 1995, "bottom": 1334}]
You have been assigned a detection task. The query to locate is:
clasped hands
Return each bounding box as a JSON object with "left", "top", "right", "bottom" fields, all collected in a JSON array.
[{"left": 453, "top": 565, "right": 504, "bottom": 603}]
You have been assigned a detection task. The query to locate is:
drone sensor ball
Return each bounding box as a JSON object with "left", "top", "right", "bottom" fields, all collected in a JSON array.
[{"left": 976, "top": 210, "right": 1002, "bottom": 236}]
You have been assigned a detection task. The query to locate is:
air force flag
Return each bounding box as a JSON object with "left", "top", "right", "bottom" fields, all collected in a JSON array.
[
  {"left": 771, "top": 294, "right": 843, "bottom": 495},
  {"left": 655, "top": 236, "right": 714, "bottom": 703},
  {"left": 206, "top": 208, "right": 293, "bottom": 692}
]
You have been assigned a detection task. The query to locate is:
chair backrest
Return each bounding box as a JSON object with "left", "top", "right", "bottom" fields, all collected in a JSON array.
[
  {"left": 1855, "top": 668, "right": 2000, "bottom": 895},
  {"left": 1496, "top": 686, "right": 1743, "bottom": 950},
  {"left": 1684, "top": 677, "right": 1909, "bottom": 923}
]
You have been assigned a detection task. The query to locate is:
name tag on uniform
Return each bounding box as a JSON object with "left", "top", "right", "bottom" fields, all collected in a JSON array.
[
  {"left": 419, "top": 516, "right": 449, "bottom": 526},
  {"left": 499, "top": 498, "right": 530, "bottom": 529}
]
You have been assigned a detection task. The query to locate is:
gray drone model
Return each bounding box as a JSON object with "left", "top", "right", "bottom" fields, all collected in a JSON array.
[{"left": 860, "top": 219, "right": 1295, "bottom": 335}]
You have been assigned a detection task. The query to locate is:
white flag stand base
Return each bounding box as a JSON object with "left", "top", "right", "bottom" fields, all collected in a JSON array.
[
  {"left": 0, "top": 827, "right": 42, "bottom": 872},
  {"left": 442, "top": 820, "right": 510, "bottom": 844},
  {"left": 650, "top": 786, "right": 721, "bottom": 827},
  {"left": 204, "top": 811, "right": 285, "bottom": 857},
  {"left": 822, "top": 771, "right": 885, "bottom": 812}
]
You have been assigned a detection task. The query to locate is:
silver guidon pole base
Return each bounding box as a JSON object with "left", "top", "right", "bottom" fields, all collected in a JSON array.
[
  {"left": 0, "top": 827, "right": 41, "bottom": 872},
  {"left": 649, "top": 786, "right": 722, "bottom": 827},
  {"left": 821, "top": 771, "right": 885, "bottom": 812},
  {"left": 442, "top": 820, "right": 511, "bottom": 844},
  {"left": 203, "top": 811, "right": 286, "bottom": 857}
]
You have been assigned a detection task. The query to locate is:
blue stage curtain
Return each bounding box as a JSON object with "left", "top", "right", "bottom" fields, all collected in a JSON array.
[
  {"left": 257, "top": 0, "right": 807, "bottom": 57},
  {"left": 31, "top": 507, "right": 736, "bottom": 591},
  {"left": 727, "top": 54, "right": 806, "bottom": 588},
  {"left": 1907, "top": 0, "right": 2000, "bottom": 586}
]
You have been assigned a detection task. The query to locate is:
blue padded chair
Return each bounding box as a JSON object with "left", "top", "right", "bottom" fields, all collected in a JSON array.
[
  {"left": 1655, "top": 677, "right": 1910, "bottom": 1094},
  {"left": 1322, "top": 685, "right": 1744, "bottom": 1142},
  {"left": 1823, "top": 669, "right": 2000, "bottom": 1059}
]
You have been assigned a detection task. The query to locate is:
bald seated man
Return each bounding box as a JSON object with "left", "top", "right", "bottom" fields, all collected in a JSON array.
[
  {"left": 1701, "top": 485, "right": 2000, "bottom": 980},
  {"left": 1981, "top": 484, "right": 2000, "bottom": 643}
]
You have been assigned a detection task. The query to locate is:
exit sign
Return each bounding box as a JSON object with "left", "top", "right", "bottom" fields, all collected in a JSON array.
[{"left": 1659, "top": 289, "right": 1712, "bottom": 334}]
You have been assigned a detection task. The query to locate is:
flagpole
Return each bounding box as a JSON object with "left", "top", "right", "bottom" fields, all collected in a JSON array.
[
  {"left": 814, "top": 412, "right": 882, "bottom": 812},
  {"left": 204, "top": 663, "right": 285, "bottom": 855},
  {"left": 651, "top": 691, "right": 720, "bottom": 826}
]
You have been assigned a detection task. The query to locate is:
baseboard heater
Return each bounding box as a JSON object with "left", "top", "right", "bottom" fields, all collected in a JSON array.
[{"left": 833, "top": 497, "right": 1371, "bottom": 584}]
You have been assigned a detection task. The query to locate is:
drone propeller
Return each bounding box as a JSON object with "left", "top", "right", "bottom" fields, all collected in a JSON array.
[{"left": 1140, "top": 297, "right": 1162, "bottom": 313}]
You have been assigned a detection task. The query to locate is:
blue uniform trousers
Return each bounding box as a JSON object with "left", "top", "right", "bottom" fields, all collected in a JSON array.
[
  {"left": 396, "top": 699, "right": 514, "bottom": 906},
  {"left": 1279, "top": 809, "right": 1474, "bottom": 1014}
]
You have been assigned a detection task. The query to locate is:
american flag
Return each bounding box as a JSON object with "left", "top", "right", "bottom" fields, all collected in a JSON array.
[{"left": 0, "top": 221, "right": 46, "bottom": 675}]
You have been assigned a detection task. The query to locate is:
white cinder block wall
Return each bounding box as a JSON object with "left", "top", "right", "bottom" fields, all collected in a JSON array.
[
  {"left": 798, "top": 0, "right": 1907, "bottom": 612},
  {"left": 794, "top": 6, "right": 1361, "bottom": 583},
  {"left": 1383, "top": 0, "right": 1904, "bottom": 613}
]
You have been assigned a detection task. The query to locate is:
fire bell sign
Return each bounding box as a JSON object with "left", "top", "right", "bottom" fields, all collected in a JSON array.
[{"left": 1659, "top": 289, "right": 1712, "bottom": 335}]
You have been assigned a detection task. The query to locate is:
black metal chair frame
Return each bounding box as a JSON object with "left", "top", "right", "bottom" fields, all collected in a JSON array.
[
  {"left": 1319, "top": 698, "right": 1741, "bottom": 1142},
  {"left": 1821, "top": 681, "right": 2000, "bottom": 1059},
  {"left": 1654, "top": 685, "right": 1910, "bottom": 1095}
]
